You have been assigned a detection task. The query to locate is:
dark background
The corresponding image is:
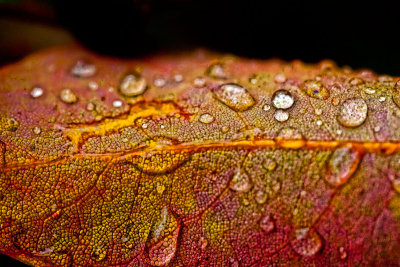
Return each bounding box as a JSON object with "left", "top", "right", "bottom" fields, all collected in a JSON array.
[{"left": 0, "top": 0, "right": 399, "bottom": 265}]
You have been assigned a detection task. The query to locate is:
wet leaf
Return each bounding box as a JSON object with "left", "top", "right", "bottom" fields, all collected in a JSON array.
[{"left": 0, "top": 47, "right": 400, "bottom": 266}]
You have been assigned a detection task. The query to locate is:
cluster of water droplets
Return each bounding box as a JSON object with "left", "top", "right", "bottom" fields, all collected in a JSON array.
[{"left": 271, "top": 89, "right": 294, "bottom": 122}]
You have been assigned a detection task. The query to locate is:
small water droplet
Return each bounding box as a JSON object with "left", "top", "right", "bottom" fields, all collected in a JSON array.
[
  {"left": 314, "top": 108, "right": 323, "bottom": 115},
  {"left": 337, "top": 98, "right": 368, "bottom": 127},
  {"left": 373, "top": 125, "right": 381, "bottom": 132},
  {"left": 88, "top": 81, "right": 98, "bottom": 90},
  {"left": 260, "top": 215, "right": 275, "bottom": 233},
  {"left": 301, "top": 80, "right": 330, "bottom": 100},
  {"left": 230, "top": 169, "right": 251, "bottom": 192},
  {"left": 154, "top": 78, "right": 166, "bottom": 87},
  {"left": 364, "top": 87, "right": 376, "bottom": 95},
  {"left": 263, "top": 104, "right": 271, "bottom": 111},
  {"left": 87, "top": 102, "right": 95, "bottom": 111},
  {"left": 325, "top": 145, "right": 360, "bottom": 186},
  {"left": 316, "top": 120, "right": 322, "bottom": 126},
  {"left": 173, "top": 74, "right": 183, "bottom": 82},
  {"left": 206, "top": 63, "right": 226, "bottom": 79},
  {"left": 291, "top": 228, "right": 323, "bottom": 257},
  {"left": 272, "top": 89, "right": 294, "bottom": 109},
  {"left": 250, "top": 77, "right": 258, "bottom": 84},
  {"left": 156, "top": 184, "right": 165, "bottom": 194},
  {"left": 193, "top": 77, "right": 206, "bottom": 87},
  {"left": 300, "top": 190, "right": 307, "bottom": 197},
  {"left": 379, "top": 96, "right": 386, "bottom": 102},
  {"left": 331, "top": 97, "right": 340, "bottom": 106},
  {"left": 119, "top": 72, "right": 147, "bottom": 97},
  {"left": 263, "top": 158, "right": 277, "bottom": 171},
  {"left": 160, "top": 124, "right": 165, "bottom": 129},
  {"left": 60, "top": 89, "right": 78, "bottom": 104},
  {"left": 255, "top": 190, "right": 267, "bottom": 204},
  {"left": 32, "top": 126, "right": 41, "bottom": 135},
  {"left": 142, "top": 123, "right": 148, "bottom": 129},
  {"left": 339, "top": 247, "right": 347, "bottom": 260},
  {"left": 274, "top": 73, "right": 286, "bottom": 83},
  {"left": 336, "top": 129, "right": 342, "bottom": 135},
  {"left": 221, "top": 126, "right": 230, "bottom": 133},
  {"left": 214, "top": 83, "right": 255, "bottom": 111},
  {"left": 112, "top": 100, "right": 123, "bottom": 108},
  {"left": 70, "top": 59, "right": 96, "bottom": 78},
  {"left": 30, "top": 87, "right": 43, "bottom": 98},
  {"left": 199, "top": 113, "right": 215, "bottom": 124},
  {"left": 272, "top": 181, "right": 280, "bottom": 192},
  {"left": 274, "top": 110, "right": 289, "bottom": 122}
]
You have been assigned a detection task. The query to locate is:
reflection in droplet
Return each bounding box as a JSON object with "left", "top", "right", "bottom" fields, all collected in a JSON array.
[
  {"left": 199, "top": 113, "right": 215, "bottom": 124},
  {"left": 260, "top": 215, "right": 275, "bottom": 233},
  {"left": 325, "top": 145, "right": 360, "bottom": 186},
  {"left": 30, "top": 87, "right": 43, "bottom": 98},
  {"left": 301, "top": 80, "right": 330, "bottom": 100},
  {"left": 119, "top": 72, "right": 147, "bottom": 97},
  {"left": 214, "top": 83, "right": 255, "bottom": 111},
  {"left": 60, "top": 89, "right": 78, "bottom": 104},
  {"left": 70, "top": 60, "right": 96, "bottom": 78},
  {"left": 274, "top": 110, "right": 289, "bottom": 122},
  {"left": 230, "top": 169, "right": 251, "bottom": 192},
  {"left": 272, "top": 89, "right": 294, "bottom": 109},
  {"left": 337, "top": 98, "right": 368, "bottom": 127},
  {"left": 206, "top": 63, "right": 227, "bottom": 79},
  {"left": 291, "top": 228, "right": 323, "bottom": 257}
]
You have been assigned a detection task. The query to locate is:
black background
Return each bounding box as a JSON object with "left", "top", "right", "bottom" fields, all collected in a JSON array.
[{"left": 0, "top": 0, "right": 400, "bottom": 266}]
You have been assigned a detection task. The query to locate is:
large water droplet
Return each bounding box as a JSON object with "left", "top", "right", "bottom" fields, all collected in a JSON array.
[
  {"left": 337, "top": 98, "right": 368, "bottom": 127},
  {"left": 325, "top": 145, "right": 360, "bottom": 186},
  {"left": 199, "top": 113, "right": 215, "bottom": 124},
  {"left": 300, "top": 80, "right": 330, "bottom": 100},
  {"left": 260, "top": 214, "right": 275, "bottom": 233},
  {"left": 206, "top": 63, "right": 227, "bottom": 79},
  {"left": 146, "top": 207, "right": 179, "bottom": 266},
  {"left": 60, "top": 89, "right": 78, "bottom": 104},
  {"left": 272, "top": 89, "right": 294, "bottom": 109},
  {"left": 70, "top": 59, "right": 96, "bottom": 78},
  {"left": 119, "top": 72, "right": 147, "bottom": 97},
  {"left": 290, "top": 228, "right": 323, "bottom": 257},
  {"left": 392, "top": 80, "right": 400, "bottom": 108},
  {"left": 214, "top": 83, "right": 255, "bottom": 111},
  {"left": 230, "top": 169, "right": 251, "bottom": 192},
  {"left": 274, "top": 110, "right": 289, "bottom": 122}
]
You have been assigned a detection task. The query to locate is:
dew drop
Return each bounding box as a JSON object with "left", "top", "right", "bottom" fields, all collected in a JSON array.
[
  {"left": 337, "top": 98, "right": 368, "bottom": 127},
  {"left": 274, "top": 73, "right": 286, "bottom": 83},
  {"left": 87, "top": 102, "right": 95, "bottom": 111},
  {"left": 274, "top": 110, "right": 289, "bottom": 122},
  {"left": 199, "top": 113, "right": 215, "bottom": 124},
  {"left": 364, "top": 87, "right": 376, "bottom": 95},
  {"left": 392, "top": 80, "right": 400, "bottom": 108},
  {"left": 314, "top": 108, "right": 323, "bottom": 115},
  {"left": 146, "top": 207, "right": 179, "bottom": 266},
  {"left": 214, "top": 83, "right": 255, "bottom": 111},
  {"left": 173, "top": 74, "right": 183, "bottom": 82},
  {"left": 193, "top": 77, "right": 206, "bottom": 87},
  {"left": 32, "top": 126, "right": 41, "bottom": 135},
  {"left": 119, "top": 72, "right": 147, "bottom": 97},
  {"left": 325, "top": 145, "right": 360, "bottom": 186},
  {"left": 272, "top": 180, "right": 281, "bottom": 192},
  {"left": 70, "top": 59, "right": 96, "bottom": 78},
  {"left": 156, "top": 184, "right": 165, "bottom": 194},
  {"left": 30, "top": 87, "right": 43, "bottom": 98},
  {"left": 154, "top": 78, "right": 166, "bottom": 87},
  {"left": 112, "top": 100, "right": 123, "bottom": 108},
  {"left": 263, "top": 104, "right": 271, "bottom": 111},
  {"left": 379, "top": 96, "right": 386, "bottom": 102},
  {"left": 260, "top": 215, "right": 275, "bottom": 233},
  {"left": 331, "top": 97, "right": 340, "bottom": 106},
  {"left": 221, "top": 126, "right": 230, "bottom": 133},
  {"left": 339, "top": 247, "right": 347, "bottom": 260},
  {"left": 290, "top": 228, "right": 323, "bottom": 257},
  {"left": 88, "top": 81, "right": 98, "bottom": 90},
  {"left": 230, "top": 169, "right": 251, "bottom": 192},
  {"left": 142, "top": 123, "right": 148, "bottom": 129},
  {"left": 255, "top": 190, "right": 267, "bottom": 204},
  {"left": 316, "top": 120, "right": 322, "bottom": 126},
  {"left": 60, "top": 89, "right": 78, "bottom": 104},
  {"left": 206, "top": 63, "right": 226, "bottom": 79},
  {"left": 336, "top": 129, "right": 342, "bottom": 135},
  {"left": 272, "top": 89, "right": 294, "bottom": 109},
  {"left": 373, "top": 125, "right": 381, "bottom": 132},
  {"left": 300, "top": 80, "right": 330, "bottom": 100}
]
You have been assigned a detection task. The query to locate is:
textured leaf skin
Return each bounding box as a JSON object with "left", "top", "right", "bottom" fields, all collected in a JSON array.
[{"left": 0, "top": 46, "right": 400, "bottom": 266}]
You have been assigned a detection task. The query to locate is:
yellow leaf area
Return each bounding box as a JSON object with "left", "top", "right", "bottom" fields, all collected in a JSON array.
[{"left": 1, "top": 140, "right": 400, "bottom": 266}]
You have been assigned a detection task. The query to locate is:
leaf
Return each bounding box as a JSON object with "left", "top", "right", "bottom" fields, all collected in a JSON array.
[{"left": 0, "top": 46, "right": 400, "bottom": 266}]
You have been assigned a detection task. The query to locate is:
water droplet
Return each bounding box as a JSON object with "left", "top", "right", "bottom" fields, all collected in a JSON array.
[
  {"left": 156, "top": 184, "right": 165, "bottom": 194},
  {"left": 272, "top": 180, "right": 281, "bottom": 192},
  {"left": 379, "top": 96, "right": 386, "bottom": 102},
  {"left": 32, "top": 126, "right": 41, "bottom": 135},
  {"left": 4, "top": 118, "right": 19, "bottom": 132},
  {"left": 291, "top": 228, "right": 323, "bottom": 257},
  {"left": 263, "top": 158, "right": 277, "bottom": 171},
  {"left": 160, "top": 124, "right": 165, "bottom": 129},
  {"left": 70, "top": 59, "right": 96, "bottom": 78},
  {"left": 173, "top": 74, "right": 183, "bottom": 82},
  {"left": 214, "top": 83, "right": 255, "bottom": 111},
  {"left": 230, "top": 169, "right": 251, "bottom": 192},
  {"left": 274, "top": 73, "right": 286, "bottom": 83},
  {"left": 373, "top": 125, "right": 381, "bottom": 132},
  {"left": 263, "top": 104, "right": 271, "bottom": 111},
  {"left": 274, "top": 110, "right": 289, "bottom": 122},
  {"left": 60, "top": 89, "right": 78, "bottom": 104},
  {"left": 154, "top": 78, "right": 166, "bottom": 87},
  {"left": 119, "top": 72, "right": 147, "bottom": 97},
  {"left": 199, "top": 113, "right": 215, "bottom": 124},
  {"left": 146, "top": 207, "right": 179, "bottom": 266},
  {"left": 272, "top": 89, "right": 294, "bottom": 109},
  {"left": 206, "top": 63, "right": 226, "bottom": 79},
  {"left": 337, "top": 98, "right": 368, "bottom": 127},
  {"left": 221, "top": 126, "right": 230, "bottom": 133},
  {"left": 88, "top": 81, "right": 98, "bottom": 90},
  {"left": 87, "top": 102, "right": 95, "bottom": 111},
  {"left": 193, "top": 77, "right": 206, "bottom": 87},
  {"left": 314, "top": 108, "right": 323, "bottom": 115},
  {"left": 331, "top": 97, "right": 340, "bottom": 106},
  {"left": 325, "top": 145, "right": 360, "bottom": 186},
  {"left": 112, "top": 100, "right": 123, "bottom": 108},
  {"left": 260, "top": 215, "right": 275, "bottom": 233},
  {"left": 30, "top": 87, "right": 43, "bottom": 98},
  {"left": 316, "top": 120, "right": 322, "bottom": 126},
  {"left": 142, "top": 123, "right": 148, "bottom": 129},
  {"left": 255, "top": 190, "right": 267, "bottom": 204},
  {"left": 364, "top": 87, "right": 376, "bottom": 95},
  {"left": 92, "top": 244, "right": 107, "bottom": 262},
  {"left": 339, "top": 247, "right": 347, "bottom": 260},
  {"left": 250, "top": 77, "right": 258, "bottom": 84},
  {"left": 301, "top": 80, "right": 330, "bottom": 100},
  {"left": 349, "top": 77, "right": 364, "bottom": 86},
  {"left": 277, "top": 127, "right": 303, "bottom": 140},
  {"left": 392, "top": 80, "right": 400, "bottom": 108},
  {"left": 336, "top": 129, "right": 342, "bottom": 135}
]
